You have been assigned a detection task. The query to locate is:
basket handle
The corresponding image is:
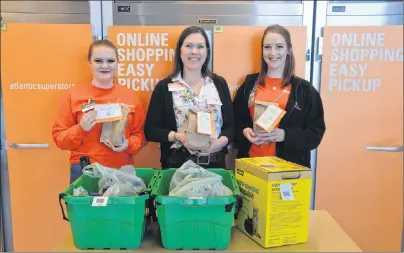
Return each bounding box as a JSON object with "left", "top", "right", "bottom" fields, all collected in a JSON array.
[
  {"left": 58, "top": 193, "right": 69, "bottom": 222},
  {"left": 234, "top": 195, "right": 243, "bottom": 219},
  {"left": 148, "top": 195, "right": 158, "bottom": 222}
]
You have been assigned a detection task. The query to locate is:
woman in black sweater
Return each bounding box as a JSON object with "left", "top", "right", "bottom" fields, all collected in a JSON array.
[
  {"left": 233, "top": 25, "right": 325, "bottom": 168},
  {"left": 145, "top": 26, "right": 234, "bottom": 169}
]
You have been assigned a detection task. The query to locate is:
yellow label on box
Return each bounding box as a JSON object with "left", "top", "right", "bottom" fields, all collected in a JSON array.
[
  {"left": 238, "top": 157, "right": 310, "bottom": 173},
  {"left": 266, "top": 179, "right": 311, "bottom": 246},
  {"left": 235, "top": 157, "right": 312, "bottom": 248}
]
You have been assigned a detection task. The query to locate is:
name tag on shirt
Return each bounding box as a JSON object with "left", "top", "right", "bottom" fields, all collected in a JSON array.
[{"left": 168, "top": 83, "right": 185, "bottom": 92}]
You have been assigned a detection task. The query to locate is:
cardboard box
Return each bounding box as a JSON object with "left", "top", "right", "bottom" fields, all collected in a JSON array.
[{"left": 234, "top": 156, "right": 312, "bottom": 248}]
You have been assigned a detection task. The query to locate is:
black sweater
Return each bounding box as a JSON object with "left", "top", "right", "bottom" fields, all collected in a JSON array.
[
  {"left": 233, "top": 73, "right": 326, "bottom": 168},
  {"left": 144, "top": 74, "right": 235, "bottom": 166}
]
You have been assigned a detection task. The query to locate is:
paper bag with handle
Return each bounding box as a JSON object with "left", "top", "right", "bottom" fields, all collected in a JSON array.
[
  {"left": 253, "top": 100, "right": 286, "bottom": 134},
  {"left": 185, "top": 110, "right": 215, "bottom": 151},
  {"left": 100, "top": 104, "right": 131, "bottom": 146}
]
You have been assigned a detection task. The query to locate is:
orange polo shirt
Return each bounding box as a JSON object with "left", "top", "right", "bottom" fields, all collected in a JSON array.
[
  {"left": 52, "top": 82, "right": 146, "bottom": 168},
  {"left": 249, "top": 77, "right": 291, "bottom": 157}
]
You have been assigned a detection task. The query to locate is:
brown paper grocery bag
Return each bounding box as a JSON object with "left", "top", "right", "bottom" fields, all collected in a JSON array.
[
  {"left": 100, "top": 104, "right": 131, "bottom": 146},
  {"left": 254, "top": 100, "right": 286, "bottom": 133},
  {"left": 185, "top": 110, "right": 211, "bottom": 150},
  {"left": 253, "top": 100, "right": 271, "bottom": 134}
]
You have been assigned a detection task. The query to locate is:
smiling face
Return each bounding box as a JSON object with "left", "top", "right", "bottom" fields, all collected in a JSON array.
[
  {"left": 180, "top": 33, "right": 208, "bottom": 72},
  {"left": 89, "top": 45, "right": 117, "bottom": 83},
  {"left": 262, "top": 32, "right": 289, "bottom": 74}
]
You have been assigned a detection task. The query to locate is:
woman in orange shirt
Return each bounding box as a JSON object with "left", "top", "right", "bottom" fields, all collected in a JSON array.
[
  {"left": 233, "top": 25, "right": 326, "bottom": 167},
  {"left": 52, "top": 40, "right": 146, "bottom": 184}
]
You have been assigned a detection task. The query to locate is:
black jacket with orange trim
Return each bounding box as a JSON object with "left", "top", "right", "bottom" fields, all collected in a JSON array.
[{"left": 233, "top": 73, "right": 326, "bottom": 168}]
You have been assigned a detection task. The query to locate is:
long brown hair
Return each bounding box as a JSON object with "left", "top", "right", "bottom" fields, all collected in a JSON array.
[{"left": 256, "top": 25, "right": 295, "bottom": 87}]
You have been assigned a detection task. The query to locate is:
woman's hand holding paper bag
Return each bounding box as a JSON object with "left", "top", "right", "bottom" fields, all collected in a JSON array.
[
  {"left": 104, "top": 133, "right": 129, "bottom": 152},
  {"left": 80, "top": 110, "right": 97, "bottom": 132},
  {"left": 243, "top": 127, "right": 261, "bottom": 145},
  {"left": 243, "top": 127, "right": 285, "bottom": 145},
  {"left": 170, "top": 131, "right": 200, "bottom": 155},
  {"left": 196, "top": 136, "right": 228, "bottom": 156},
  {"left": 257, "top": 128, "right": 285, "bottom": 143}
]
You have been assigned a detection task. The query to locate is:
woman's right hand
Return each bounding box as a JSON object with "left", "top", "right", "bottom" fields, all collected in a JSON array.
[
  {"left": 80, "top": 110, "right": 97, "bottom": 132},
  {"left": 243, "top": 127, "right": 261, "bottom": 145},
  {"left": 174, "top": 132, "right": 186, "bottom": 145},
  {"left": 174, "top": 132, "right": 200, "bottom": 155}
]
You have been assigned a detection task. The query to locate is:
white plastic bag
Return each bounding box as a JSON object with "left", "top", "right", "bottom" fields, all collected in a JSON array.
[
  {"left": 73, "top": 186, "right": 89, "bottom": 196},
  {"left": 82, "top": 162, "right": 146, "bottom": 197},
  {"left": 169, "top": 160, "right": 233, "bottom": 197},
  {"left": 103, "top": 182, "right": 142, "bottom": 197}
]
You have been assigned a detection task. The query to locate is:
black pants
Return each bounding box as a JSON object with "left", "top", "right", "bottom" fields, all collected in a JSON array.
[{"left": 161, "top": 147, "right": 227, "bottom": 169}]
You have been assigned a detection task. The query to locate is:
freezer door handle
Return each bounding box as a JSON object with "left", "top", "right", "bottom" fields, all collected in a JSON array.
[
  {"left": 365, "top": 146, "right": 403, "bottom": 152},
  {"left": 8, "top": 143, "right": 50, "bottom": 149}
]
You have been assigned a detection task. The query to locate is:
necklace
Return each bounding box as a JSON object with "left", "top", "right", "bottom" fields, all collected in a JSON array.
[{"left": 270, "top": 78, "right": 283, "bottom": 90}]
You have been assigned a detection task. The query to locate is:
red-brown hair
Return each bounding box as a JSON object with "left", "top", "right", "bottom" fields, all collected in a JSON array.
[
  {"left": 256, "top": 25, "right": 296, "bottom": 87},
  {"left": 87, "top": 39, "right": 118, "bottom": 61}
]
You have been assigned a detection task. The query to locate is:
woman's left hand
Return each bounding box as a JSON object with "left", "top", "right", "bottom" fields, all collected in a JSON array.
[
  {"left": 196, "top": 137, "right": 227, "bottom": 156},
  {"left": 104, "top": 134, "right": 129, "bottom": 152},
  {"left": 258, "top": 128, "right": 285, "bottom": 143}
]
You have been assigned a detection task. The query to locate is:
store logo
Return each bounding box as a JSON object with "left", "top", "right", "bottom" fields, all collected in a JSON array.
[{"left": 117, "top": 6, "right": 130, "bottom": 13}]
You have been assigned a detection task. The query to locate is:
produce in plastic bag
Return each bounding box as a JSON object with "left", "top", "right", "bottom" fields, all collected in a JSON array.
[
  {"left": 73, "top": 186, "right": 89, "bottom": 196},
  {"left": 103, "top": 182, "right": 142, "bottom": 197},
  {"left": 169, "top": 160, "right": 233, "bottom": 197},
  {"left": 82, "top": 162, "right": 146, "bottom": 197}
]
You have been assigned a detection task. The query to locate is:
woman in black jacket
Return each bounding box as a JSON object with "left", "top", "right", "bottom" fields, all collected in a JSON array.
[
  {"left": 233, "top": 24, "right": 325, "bottom": 168},
  {"left": 145, "top": 26, "right": 234, "bottom": 169}
]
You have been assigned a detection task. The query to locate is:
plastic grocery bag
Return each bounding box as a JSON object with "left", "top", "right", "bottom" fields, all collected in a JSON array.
[
  {"left": 82, "top": 163, "right": 146, "bottom": 197},
  {"left": 169, "top": 160, "right": 233, "bottom": 197},
  {"left": 73, "top": 186, "right": 89, "bottom": 196},
  {"left": 103, "top": 182, "right": 142, "bottom": 197}
]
